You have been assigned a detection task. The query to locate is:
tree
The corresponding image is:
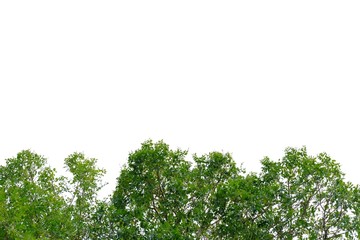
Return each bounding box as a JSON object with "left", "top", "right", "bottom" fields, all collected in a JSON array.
[
  {"left": 0, "top": 150, "right": 71, "bottom": 239},
  {"left": 189, "top": 151, "right": 240, "bottom": 238},
  {"left": 0, "top": 150, "right": 106, "bottom": 240},
  {"left": 63, "top": 152, "right": 106, "bottom": 240},
  {"left": 1, "top": 142, "right": 359, "bottom": 239},
  {"left": 111, "top": 140, "right": 241, "bottom": 239},
  {"left": 112, "top": 140, "right": 191, "bottom": 238},
  {"left": 260, "top": 147, "right": 359, "bottom": 239}
]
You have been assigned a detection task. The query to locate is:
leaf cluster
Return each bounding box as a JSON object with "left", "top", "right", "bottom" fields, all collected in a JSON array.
[{"left": 1, "top": 141, "right": 359, "bottom": 239}]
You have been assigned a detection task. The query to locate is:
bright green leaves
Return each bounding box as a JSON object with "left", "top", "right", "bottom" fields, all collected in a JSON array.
[
  {"left": 0, "top": 142, "right": 359, "bottom": 239},
  {"left": 65, "top": 152, "right": 106, "bottom": 198},
  {"left": 64, "top": 152, "right": 106, "bottom": 240},
  {"left": 0, "top": 150, "right": 69, "bottom": 239},
  {"left": 0, "top": 150, "right": 106, "bottom": 240}
]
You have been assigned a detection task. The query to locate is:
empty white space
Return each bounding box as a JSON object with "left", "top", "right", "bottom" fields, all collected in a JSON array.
[{"left": 1, "top": 1, "right": 360, "bottom": 197}]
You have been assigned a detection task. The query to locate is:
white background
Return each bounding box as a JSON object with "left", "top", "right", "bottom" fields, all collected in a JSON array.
[{"left": 1, "top": 1, "right": 359, "bottom": 197}]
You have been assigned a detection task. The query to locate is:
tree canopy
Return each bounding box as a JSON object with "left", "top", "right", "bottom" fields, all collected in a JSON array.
[{"left": 1, "top": 140, "right": 359, "bottom": 239}]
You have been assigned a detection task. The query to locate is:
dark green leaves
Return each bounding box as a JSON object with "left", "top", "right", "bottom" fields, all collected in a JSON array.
[
  {"left": 1, "top": 142, "right": 359, "bottom": 239},
  {"left": 112, "top": 143, "right": 360, "bottom": 239},
  {"left": 112, "top": 140, "right": 191, "bottom": 238}
]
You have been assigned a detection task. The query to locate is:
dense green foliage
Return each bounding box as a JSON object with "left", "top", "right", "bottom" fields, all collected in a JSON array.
[{"left": 1, "top": 140, "right": 359, "bottom": 239}]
